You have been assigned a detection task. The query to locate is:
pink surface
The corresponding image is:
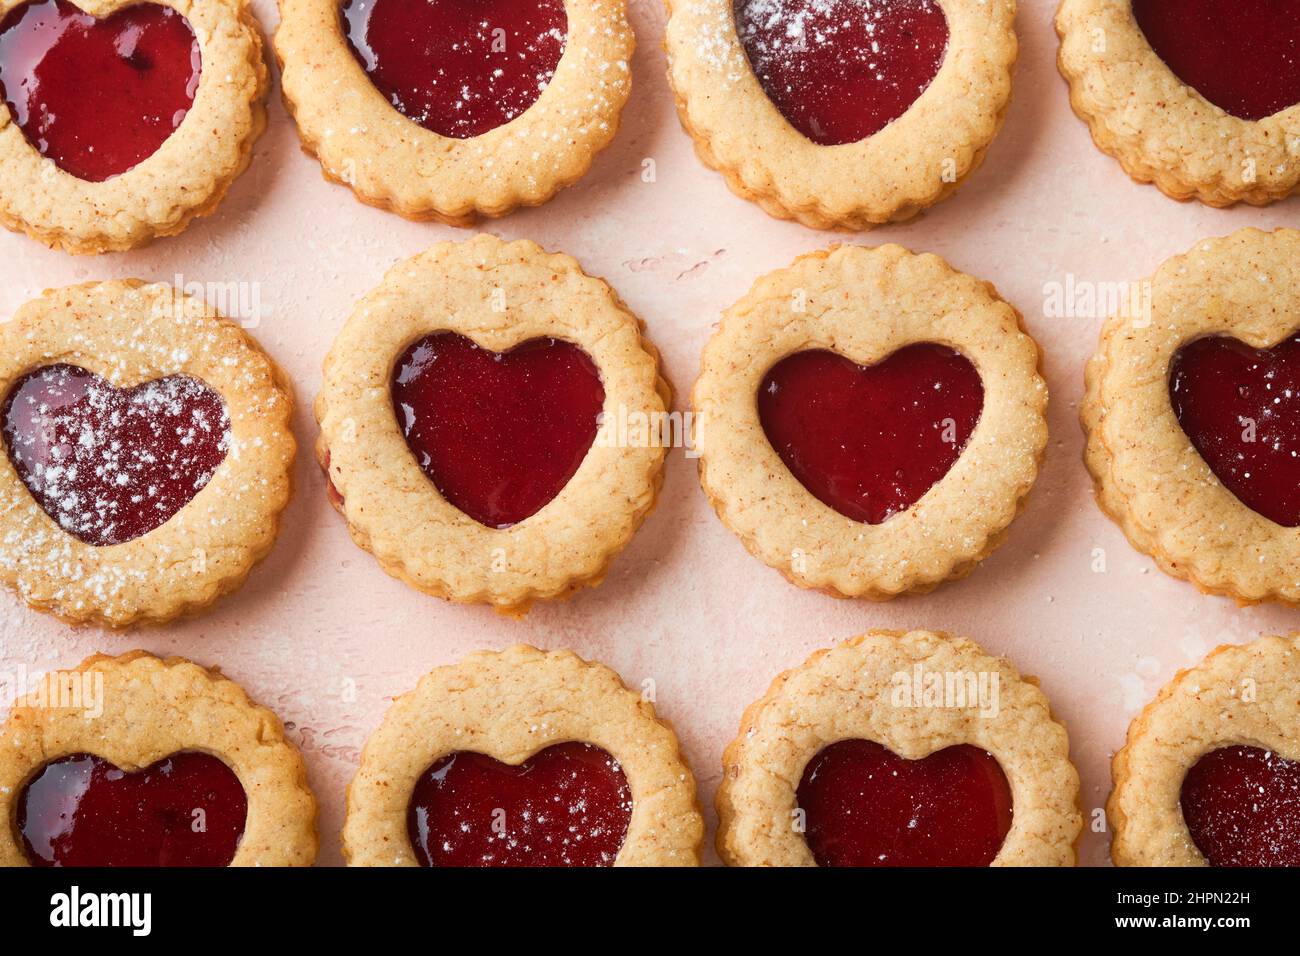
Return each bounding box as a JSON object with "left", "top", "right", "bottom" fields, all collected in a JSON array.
[{"left": 2, "top": 0, "right": 1299, "bottom": 867}]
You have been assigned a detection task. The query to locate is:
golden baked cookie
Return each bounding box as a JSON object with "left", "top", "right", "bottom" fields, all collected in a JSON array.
[
  {"left": 1056, "top": 0, "right": 1300, "bottom": 207},
  {"left": 316, "top": 234, "right": 670, "bottom": 616},
  {"left": 1082, "top": 228, "right": 1300, "bottom": 606},
  {"left": 274, "top": 0, "right": 632, "bottom": 224},
  {"left": 0, "top": 280, "right": 295, "bottom": 627},
  {"left": 664, "top": 0, "right": 1017, "bottom": 230},
  {"left": 0, "top": 0, "right": 268, "bottom": 254},
  {"left": 1110, "top": 636, "right": 1300, "bottom": 867},
  {"left": 717, "top": 629, "right": 1081, "bottom": 867},
  {"left": 693, "top": 243, "right": 1047, "bottom": 600},
  {"left": 342, "top": 644, "right": 703, "bottom": 867},
  {"left": 0, "top": 651, "right": 317, "bottom": 867}
]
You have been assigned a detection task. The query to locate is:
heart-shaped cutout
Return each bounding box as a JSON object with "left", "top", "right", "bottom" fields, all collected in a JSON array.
[
  {"left": 342, "top": 0, "right": 567, "bottom": 139},
  {"left": 758, "top": 344, "right": 983, "bottom": 524},
  {"left": 1169, "top": 333, "right": 1300, "bottom": 527},
  {"left": 391, "top": 332, "right": 605, "bottom": 529},
  {"left": 0, "top": 0, "right": 200, "bottom": 182},
  {"left": 1181, "top": 745, "right": 1300, "bottom": 867},
  {"left": 1132, "top": 0, "right": 1300, "bottom": 121},
  {"left": 734, "top": 0, "right": 948, "bottom": 146},
  {"left": 1, "top": 364, "right": 230, "bottom": 547},
  {"left": 18, "top": 751, "right": 247, "bottom": 867},
  {"left": 407, "top": 742, "right": 632, "bottom": 867},
  {"left": 797, "top": 739, "right": 1013, "bottom": 867}
]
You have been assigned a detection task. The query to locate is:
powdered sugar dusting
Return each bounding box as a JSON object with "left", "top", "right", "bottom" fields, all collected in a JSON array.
[
  {"left": 2, "top": 364, "right": 230, "bottom": 547},
  {"left": 730, "top": 0, "right": 948, "bottom": 144}
]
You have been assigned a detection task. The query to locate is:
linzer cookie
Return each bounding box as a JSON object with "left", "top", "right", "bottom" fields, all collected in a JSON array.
[
  {"left": 274, "top": 0, "right": 633, "bottom": 223},
  {"left": 1110, "top": 636, "right": 1300, "bottom": 867},
  {"left": 664, "top": 0, "right": 1018, "bottom": 229},
  {"left": 0, "top": 280, "right": 295, "bottom": 627},
  {"left": 315, "top": 234, "right": 670, "bottom": 615},
  {"left": 0, "top": 651, "right": 317, "bottom": 867},
  {"left": 716, "top": 630, "right": 1081, "bottom": 866},
  {"left": 0, "top": 0, "right": 267, "bottom": 253},
  {"left": 1057, "top": 0, "right": 1300, "bottom": 206},
  {"left": 1082, "top": 228, "right": 1300, "bottom": 605},
  {"left": 692, "top": 243, "right": 1047, "bottom": 600},
  {"left": 342, "top": 644, "right": 703, "bottom": 866}
]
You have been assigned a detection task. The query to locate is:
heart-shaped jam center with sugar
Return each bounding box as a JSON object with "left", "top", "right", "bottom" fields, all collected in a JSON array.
[
  {"left": 341, "top": 0, "right": 567, "bottom": 139},
  {"left": 407, "top": 742, "right": 632, "bottom": 867},
  {"left": 18, "top": 752, "right": 247, "bottom": 867},
  {"left": 1, "top": 364, "right": 230, "bottom": 547},
  {"left": 391, "top": 332, "right": 605, "bottom": 529},
  {"left": 734, "top": 0, "right": 948, "bottom": 146},
  {"left": 758, "top": 344, "right": 983, "bottom": 524},
  {"left": 0, "top": 0, "right": 200, "bottom": 181},
  {"left": 1132, "top": 0, "right": 1300, "bottom": 121},
  {"left": 1181, "top": 745, "right": 1300, "bottom": 867},
  {"left": 797, "top": 739, "right": 1013, "bottom": 867},
  {"left": 1169, "top": 332, "right": 1300, "bottom": 527}
]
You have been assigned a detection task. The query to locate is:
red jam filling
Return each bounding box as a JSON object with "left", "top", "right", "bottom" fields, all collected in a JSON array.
[
  {"left": 758, "top": 344, "right": 982, "bottom": 524},
  {"left": 1169, "top": 333, "right": 1300, "bottom": 528},
  {"left": 1132, "top": 0, "right": 1300, "bottom": 122},
  {"left": 0, "top": 0, "right": 200, "bottom": 181},
  {"left": 1, "top": 364, "right": 230, "bottom": 547},
  {"left": 341, "top": 0, "right": 567, "bottom": 139},
  {"left": 797, "top": 739, "right": 1013, "bottom": 867},
  {"left": 18, "top": 752, "right": 247, "bottom": 867},
  {"left": 734, "top": 0, "right": 948, "bottom": 145},
  {"left": 390, "top": 332, "right": 604, "bottom": 529},
  {"left": 407, "top": 742, "right": 632, "bottom": 867},
  {"left": 1181, "top": 745, "right": 1300, "bottom": 868}
]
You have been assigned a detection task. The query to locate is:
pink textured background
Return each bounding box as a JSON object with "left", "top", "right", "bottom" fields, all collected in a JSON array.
[{"left": 2, "top": 0, "right": 1298, "bottom": 867}]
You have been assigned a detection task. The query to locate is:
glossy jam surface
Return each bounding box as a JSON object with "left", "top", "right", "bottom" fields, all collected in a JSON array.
[
  {"left": 735, "top": 0, "right": 948, "bottom": 145},
  {"left": 797, "top": 739, "right": 1013, "bottom": 867},
  {"left": 407, "top": 742, "right": 632, "bottom": 867},
  {"left": 1, "top": 364, "right": 230, "bottom": 546},
  {"left": 1181, "top": 746, "right": 1300, "bottom": 867},
  {"left": 758, "top": 345, "right": 982, "bottom": 524},
  {"left": 341, "top": 0, "right": 567, "bottom": 139},
  {"left": 1169, "top": 333, "right": 1300, "bottom": 528},
  {"left": 0, "top": 0, "right": 200, "bottom": 181},
  {"left": 391, "top": 332, "right": 604, "bottom": 529},
  {"left": 18, "top": 752, "right": 247, "bottom": 867},
  {"left": 1132, "top": 0, "right": 1300, "bottom": 121}
]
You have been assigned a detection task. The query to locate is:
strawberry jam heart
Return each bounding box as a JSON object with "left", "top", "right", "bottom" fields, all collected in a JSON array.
[
  {"left": 1169, "top": 333, "right": 1300, "bottom": 528},
  {"left": 1181, "top": 745, "right": 1300, "bottom": 867},
  {"left": 391, "top": 332, "right": 605, "bottom": 529},
  {"left": 0, "top": 0, "right": 200, "bottom": 182},
  {"left": 758, "top": 344, "right": 983, "bottom": 524},
  {"left": 342, "top": 0, "right": 567, "bottom": 139},
  {"left": 407, "top": 742, "right": 632, "bottom": 867},
  {"left": 18, "top": 752, "right": 247, "bottom": 867},
  {"left": 1132, "top": 0, "right": 1300, "bottom": 121},
  {"left": 2, "top": 364, "right": 230, "bottom": 547},
  {"left": 734, "top": 0, "right": 948, "bottom": 146},
  {"left": 797, "top": 739, "right": 1013, "bottom": 867}
]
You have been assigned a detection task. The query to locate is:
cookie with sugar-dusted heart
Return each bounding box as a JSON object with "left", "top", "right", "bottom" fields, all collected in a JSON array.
[
  {"left": 274, "top": 0, "right": 632, "bottom": 224},
  {"left": 0, "top": 280, "right": 295, "bottom": 627},
  {"left": 0, "top": 651, "right": 317, "bottom": 867},
  {"left": 717, "top": 629, "right": 1081, "bottom": 867},
  {"left": 1110, "top": 635, "right": 1300, "bottom": 867},
  {"left": 664, "top": 0, "right": 1017, "bottom": 230},
  {"left": 1057, "top": 0, "right": 1300, "bottom": 207},
  {"left": 315, "top": 234, "right": 671, "bottom": 616},
  {"left": 692, "top": 243, "right": 1047, "bottom": 600},
  {"left": 1082, "top": 228, "right": 1300, "bottom": 606},
  {"left": 343, "top": 644, "right": 703, "bottom": 866},
  {"left": 0, "top": 0, "right": 267, "bottom": 254}
]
